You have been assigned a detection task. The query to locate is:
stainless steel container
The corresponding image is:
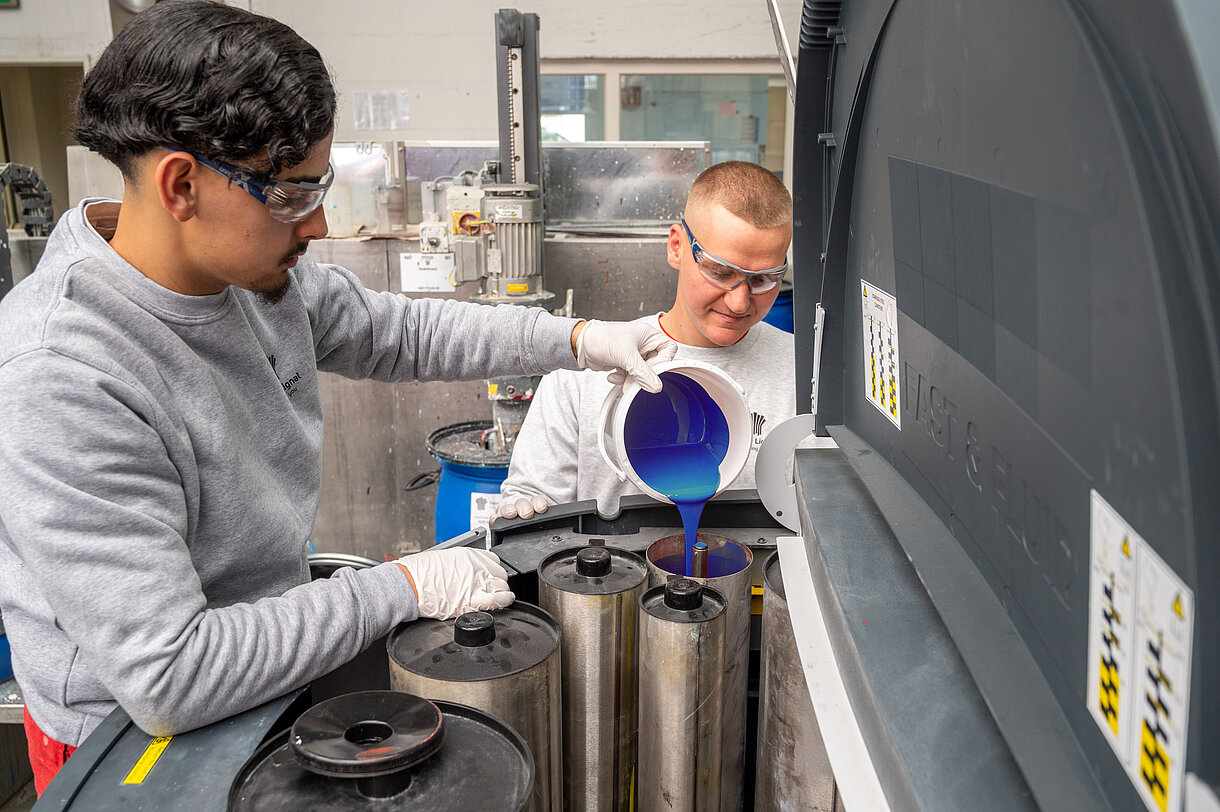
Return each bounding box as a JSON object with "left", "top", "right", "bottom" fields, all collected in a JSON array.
[
  {"left": 307, "top": 552, "right": 379, "bottom": 580},
  {"left": 646, "top": 533, "right": 753, "bottom": 811},
  {"left": 538, "top": 541, "right": 647, "bottom": 810},
  {"left": 638, "top": 579, "right": 727, "bottom": 811},
  {"left": 387, "top": 604, "right": 562, "bottom": 812},
  {"left": 755, "top": 552, "right": 839, "bottom": 811}
]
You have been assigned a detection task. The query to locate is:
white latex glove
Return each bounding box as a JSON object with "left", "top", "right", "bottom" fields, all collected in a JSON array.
[
  {"left": 498, "top": 494, "right": 550, "bottom": 521},
  {"left": 397, "top": 548, "right": 515, "bottom": 620},
  {"left": 575, "top": 320, "right": 678, "bottom": 394}
]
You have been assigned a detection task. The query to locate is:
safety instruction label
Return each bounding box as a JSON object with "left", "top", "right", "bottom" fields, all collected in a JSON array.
[
  {"left": 860, "top": 280, "right": 901, "bottom": 428},
  {"left": 471, "top": 491, "right": 502, "bottom": 533},
  {"left": 400, "top": 252, "right": 456, "bottom": 292},
  {"left": 1086, "top": 491, "right": 1193, "bottom": 812},
  {"left": 122, "top": 736, "right": 172, "bottom": 784}
]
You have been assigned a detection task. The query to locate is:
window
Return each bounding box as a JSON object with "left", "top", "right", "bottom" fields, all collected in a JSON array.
[
  {"left": 541, "top": 61, "right": 788, "bottom": 177},
  {"left": 540, "top": 75, "right": 605, "bottom": 142},
  {"left": 619, "top": 74, "right": 770, "bottom": 166}
]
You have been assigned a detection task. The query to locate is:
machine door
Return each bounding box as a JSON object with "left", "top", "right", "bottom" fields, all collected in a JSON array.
[{"left": 791, "top": 1, "right": 1220, "bottom": 810}]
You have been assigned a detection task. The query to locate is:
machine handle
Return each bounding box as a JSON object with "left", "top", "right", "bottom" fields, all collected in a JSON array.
[{"left": 755, "top": 413, "right": 820, "bottom": 532}]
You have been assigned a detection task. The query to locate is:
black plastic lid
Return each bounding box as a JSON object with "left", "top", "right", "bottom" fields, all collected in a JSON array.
[
  {"left": 664, "top": 578, "right": 703, "bottom": 610},
  {"left": 763, "top": 551, "right": 786, "bottom": 601},
  {"left": 640, "top": 581, "right": 726, "bottom": 623},
  {"left": 388, "top": 602, "right": 560, "bottom": 682},
  {"left": 229, "top": 697, "right": 534, "bottom": 811},
  {"left": 291, "top": 691, "right": 443, "bottom": 779},
  {"left": 576, "top": 547, "right": 611, "bottom": 577},
  {"left": 453, "top": 612, "right": 496, "bottom": 647},
  {"left": 537, "top": 543, "right": 647, "bottom": 596}
]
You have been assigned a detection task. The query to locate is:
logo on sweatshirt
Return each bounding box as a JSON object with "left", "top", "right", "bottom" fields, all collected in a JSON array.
[
  {"left": 751, "top": 412, "right": 766, "bottom": 449},
  {"left": 281, "top": 371, "right": 302, "bottom": 397}
]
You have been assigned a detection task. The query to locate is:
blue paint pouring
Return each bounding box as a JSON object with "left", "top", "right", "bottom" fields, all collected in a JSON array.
[{"left": 624, "top": 372, "right": 729, "bottom": 576}]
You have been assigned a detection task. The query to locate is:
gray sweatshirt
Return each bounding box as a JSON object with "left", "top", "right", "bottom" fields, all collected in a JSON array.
[
  {"left": 0, "top": 199, "right": 580, "bottom": 746},
  {"left": 500, "top": 314, "right": 798, "bottom": 514}
]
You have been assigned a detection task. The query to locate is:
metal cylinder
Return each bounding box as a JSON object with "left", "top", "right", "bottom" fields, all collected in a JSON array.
[
  {"left": 638, "top": 579, "right": 727, "bottom": 811},
  {"left": 229, "top": 691, "right": 535, "bottom": 810},
  {"left": 538, "top": 541, "right": 647, "bottom": 810},
  {"left": 387, "top": 604, "right": 562, "bottom": 812},
  {"left": 646, "top": 533, "right": 753, "bottom": 811},
  {"left": 755, "top": 552, "right": 838, "bottom": 810}
]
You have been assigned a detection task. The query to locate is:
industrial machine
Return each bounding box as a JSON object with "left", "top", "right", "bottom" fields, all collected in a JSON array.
[
  {"left": 412, "top": 9, "right": 555, "bottom": 455},
  {"left": 775, "top": 0, "right": 1220, "bottom": 810},
  {"left": 32, "top": 0, "right": 1220, "bottom": 809},
  {"left": 0, "top": 162, "right": 53, "bottom": 301}
]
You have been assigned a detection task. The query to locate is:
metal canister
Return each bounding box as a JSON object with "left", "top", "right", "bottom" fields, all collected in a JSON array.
[
  {"left": 307, "top": 552, "right": 379, "bottom": 580},
  {"left": 646, "top": 532, "right": 753, "bottom": 811},
  {"left": 229, "top": 691, "right": 534, "bottom": 810},
  {"left": 538, "top": 541, "right": 647, "bottom": 810},
  {"left": 755, "top": 552, "right": 838, "bottom": 811},
  {"left": 387, "top": 604, "right": 562, "bottom": 812},
  {"left": 638, "top": 579, "right": 727, "bottom": 811}
]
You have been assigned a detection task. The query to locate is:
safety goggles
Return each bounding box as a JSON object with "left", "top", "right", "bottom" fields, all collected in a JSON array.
[
  {"left": 681, "top": 219, "right": 787, "bottom": 294},
  {"left": 164, "top": 148, "right": 334, "bottom": 223}
]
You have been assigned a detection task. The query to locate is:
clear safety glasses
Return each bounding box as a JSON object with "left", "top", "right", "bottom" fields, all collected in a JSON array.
[
  {"left": 164, "top": 148, "right": 334, "bottom": 224},
  {"left": 681, "top": 218, "right": 787, "bottom": 294}
]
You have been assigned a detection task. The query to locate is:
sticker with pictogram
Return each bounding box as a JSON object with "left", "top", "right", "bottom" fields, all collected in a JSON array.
[
  {"left": 400, "top": 252, "right": 456, "bottom": 292},
  {"left": 860, "top": 280, "right": 901, "bottom": 428},
  {"left": 1087, "top": 491, "right": 1193, "bottom": 812}
]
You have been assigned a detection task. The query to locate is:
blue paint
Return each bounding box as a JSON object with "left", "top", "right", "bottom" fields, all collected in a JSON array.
[
  {"left": 624, "top": 372, "right": 729, "bottom": 575},
  {"left": 653, "top": 545, "right": 749, "bottom": 579}
]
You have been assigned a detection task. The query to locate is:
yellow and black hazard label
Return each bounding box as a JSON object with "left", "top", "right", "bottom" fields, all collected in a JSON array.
[{"left": 122, "top": 736, "right": 172, "bottom": 785}]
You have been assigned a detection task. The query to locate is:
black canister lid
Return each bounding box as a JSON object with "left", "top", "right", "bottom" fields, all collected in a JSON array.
[
  {"left": 537, "top": 543, "right": 647, "bottom": 596},
  {"left": 229, "top": 697, "right": 534, "bottom": 811},
  {"left": 291, "top": 691, "right": 444, "bottom": 778},
  {"left": 388, "top": 602, "right": 560, "bottom": 682},
  {"left": 763, "top": 551, "right": 786, "bottom": 600},
  {"left": 453, "top": 611, "right": 496, "bottom": 647},
  {"left": 640, "top": 580, "right": 726, "bottom": 623},
  {"left": 576, "top": 547, "right": 611, "bottom": 576},
  {"left": 663, "top": 578, "right": 702, "bottom": 610}
]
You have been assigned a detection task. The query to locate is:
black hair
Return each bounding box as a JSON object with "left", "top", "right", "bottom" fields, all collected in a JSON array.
[{"left": 73, "top": 0, "right": 336, "bottom": 178}]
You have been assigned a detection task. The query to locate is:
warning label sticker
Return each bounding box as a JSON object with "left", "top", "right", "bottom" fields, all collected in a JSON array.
[
  {"left": 860, "top": 280, "right": 901, "bottom": 428},
  {"left": 400, "top": 252, "right": 457, "bottom": 292},
  {"left": 470, "top": 491, "right": 501, "bottom": 534},
  {"left": 1087, "top": 491, "right": 1193, "bottom": 812}
]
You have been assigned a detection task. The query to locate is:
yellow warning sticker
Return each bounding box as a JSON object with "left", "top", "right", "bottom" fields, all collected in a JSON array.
[
  {"left": 860, "top": 280, "right": 901, "bottom": 429},
  {"left": 1087, "top": 490, "right": 1193, "bottom": 812},
  {"left": 506, "top": 283, "right": 528, "bottom": 294},
  {"left": 123, "top": 736, "right": 172, "bottom": 784}
]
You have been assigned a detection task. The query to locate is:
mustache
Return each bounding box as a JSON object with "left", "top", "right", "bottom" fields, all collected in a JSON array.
[{"left": 281, "top": 243, "right": 310, "bottom": 265}]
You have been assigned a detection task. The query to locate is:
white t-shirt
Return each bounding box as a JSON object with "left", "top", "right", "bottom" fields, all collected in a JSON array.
[{"left": 501, "top": 314, "right": 799, "bottom": 514}]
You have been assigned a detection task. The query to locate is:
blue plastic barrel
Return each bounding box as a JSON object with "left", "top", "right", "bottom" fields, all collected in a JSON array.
[
  {"left": 761, "top": 282, "right": 794, "bottom": 333},
  {"left": 0, "top": 634, "right": 12, "bottom": 682},
  {"left": 426, "top": 420, "right": 510, "bottom": 543}
]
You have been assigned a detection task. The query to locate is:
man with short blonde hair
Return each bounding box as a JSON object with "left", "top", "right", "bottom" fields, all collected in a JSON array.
[{"left": 500, "top": 161, "right": 797, "bottom": 518}]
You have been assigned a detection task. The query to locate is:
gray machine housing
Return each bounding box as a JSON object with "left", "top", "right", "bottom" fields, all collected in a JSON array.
[{"left": 791, "top": 0, "right": 1219, "bottom": 809}]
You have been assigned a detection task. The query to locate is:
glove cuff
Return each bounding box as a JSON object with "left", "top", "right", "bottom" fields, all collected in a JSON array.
[{"left": 575, "top": 319, "right": 599, "bottom": 369}]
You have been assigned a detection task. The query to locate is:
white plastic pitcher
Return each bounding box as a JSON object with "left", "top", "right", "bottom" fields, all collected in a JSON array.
[{"left": 597, "top": 359, "right": 752, "bottom": 503}]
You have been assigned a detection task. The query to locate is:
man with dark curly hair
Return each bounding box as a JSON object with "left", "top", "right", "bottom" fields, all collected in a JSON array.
[{"left": 0, "top": 0, "right": 674, "bottom": 793}]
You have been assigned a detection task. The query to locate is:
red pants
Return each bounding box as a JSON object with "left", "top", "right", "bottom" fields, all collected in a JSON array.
[{"left": 23, "top": 707, "right": 76, "bottom": 796}]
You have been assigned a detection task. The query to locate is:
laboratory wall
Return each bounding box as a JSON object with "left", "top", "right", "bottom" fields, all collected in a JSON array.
[{"left": 252, "top": 0, "right": 798, "bottom": 142}]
